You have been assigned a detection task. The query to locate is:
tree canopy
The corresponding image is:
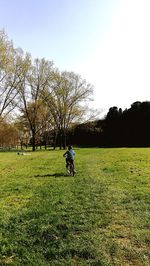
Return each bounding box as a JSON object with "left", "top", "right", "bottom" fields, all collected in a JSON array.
[{"left": 0, "top": 30, "right": 95, "bottom": 150}]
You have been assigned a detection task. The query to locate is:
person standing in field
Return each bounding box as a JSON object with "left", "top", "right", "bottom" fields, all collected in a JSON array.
[{"left": 63, "top": 145, "right": 75, "bottom": 174}]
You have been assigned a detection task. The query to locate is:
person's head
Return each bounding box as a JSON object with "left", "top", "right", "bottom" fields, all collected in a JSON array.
[{"left": 68, "top": 145, "right": 72, "bottom": 150}]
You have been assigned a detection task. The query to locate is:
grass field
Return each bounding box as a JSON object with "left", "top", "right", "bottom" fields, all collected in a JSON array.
[{"left": 0, "top": 148, "right": 150, "bottom": 265}]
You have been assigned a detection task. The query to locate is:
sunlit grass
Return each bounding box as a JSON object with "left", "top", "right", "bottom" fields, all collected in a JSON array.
[{"left": 0, "top": 148, "right": 150, "bottom": 265}]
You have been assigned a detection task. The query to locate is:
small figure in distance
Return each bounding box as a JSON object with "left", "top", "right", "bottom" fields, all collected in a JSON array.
[{"left": 63, "top": 145, "right": 75, "bottom": 175}]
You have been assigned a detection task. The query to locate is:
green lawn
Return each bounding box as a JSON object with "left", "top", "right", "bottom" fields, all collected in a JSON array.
[{"left": 0, "top": 148, "right": 150, "bottom": 265}]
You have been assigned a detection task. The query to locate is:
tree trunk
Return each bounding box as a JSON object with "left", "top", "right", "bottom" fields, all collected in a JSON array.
[
  {"left": 32, "top": 130, "right": 36, "bottom": 151},
  {"left": 53, "top": 130, "right": 57, "bottom": 150},
  {"left": 20, "top": 141, "right": 23, "bottom": 150},
  {"left": 44, "top": 142, "right": 47, "bottom": 150},
  {"left": 56, "top": 130, "right": 62, "bottom": 149},
  {"left": 63, "top": 130, "right": 66, "bottom": 149}
]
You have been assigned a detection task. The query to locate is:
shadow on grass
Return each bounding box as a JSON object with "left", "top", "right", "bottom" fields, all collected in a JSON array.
[{"left": 34, "top": 172, "right": 68, "bottom": 178}]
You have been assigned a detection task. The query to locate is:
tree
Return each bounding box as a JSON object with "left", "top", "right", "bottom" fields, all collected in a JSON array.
[
  {"left": 42, "top": 71, "right": 93, "bottom": 149},
  {"left": 0, "top": 30, "right": 96, "bottom": 150},
  {"left": 18, "top": 58, "right": 54, "bottom": 151},
  {"left": 0, "top": 119, "right": 18, "bottom": 148},
  {"left": 0, "top": 31, "right": 26, "bottom": 119}
]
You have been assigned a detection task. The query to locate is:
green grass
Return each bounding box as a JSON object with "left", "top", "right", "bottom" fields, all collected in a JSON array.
[{"left": 0, "top": 148, "right": 150, "bottom": 265}]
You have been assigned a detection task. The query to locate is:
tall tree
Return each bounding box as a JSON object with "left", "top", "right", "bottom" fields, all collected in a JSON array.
[
  {"left": 42, "top": 71, "right": 93, "bottom": 149},
  {"left": 18, "top": 58, "right": 54, "bottom": 151},
  {"left": 0, "top": 31, "right": 26, "bottom": 119}
]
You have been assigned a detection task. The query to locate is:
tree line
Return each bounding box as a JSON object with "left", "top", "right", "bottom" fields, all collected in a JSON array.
[
  {"left": 67, "top": 101, "right": 150, "bottom": 147},
  {"left": 2, "top": 97, "right": 150, "bottom": 149},
  {"left": 102, "top": 101, "right": 150, "bottom": 147},
  {"left": 0, "top": 30, "right": 95, "bottom": 150},
  {"left": 1, "top": 30, "right": 150, "bottom": 150}
]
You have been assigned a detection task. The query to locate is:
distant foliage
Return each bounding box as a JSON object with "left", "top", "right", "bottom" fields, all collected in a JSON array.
[
  {"left": 103, "top": 101, "right": 150, "bottom": 147},
  {"left": 66, "top": 101, "right": 150, "bottom": 147},
  {"left": 67, "top": 121, "right": 103, "bottom": 147},
  {"left": 0, "top": 119, "right": 18, "bottom": 148}
]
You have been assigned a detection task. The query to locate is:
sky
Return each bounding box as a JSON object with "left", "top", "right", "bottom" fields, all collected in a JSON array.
[{"left": 0, "top": 0, "right": 150, "bottom": 117}]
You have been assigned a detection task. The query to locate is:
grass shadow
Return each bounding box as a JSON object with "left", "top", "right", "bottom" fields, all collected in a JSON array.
[{"left": 34, "top": 172, "right": 66, "bottom": 178}]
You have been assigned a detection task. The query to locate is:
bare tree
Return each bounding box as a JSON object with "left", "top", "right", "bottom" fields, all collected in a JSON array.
[
  {"left": 0, "top": 30, "right": 98, "bottom": 151},
  {"left": 18, "top": 58, "right": 54, "bottom": 151},
  {"left": 0, "top": 31, "right": 29, "bottom": 119},
  {"left": 42, "top": 70, "right": 94, "bottom": 149}
]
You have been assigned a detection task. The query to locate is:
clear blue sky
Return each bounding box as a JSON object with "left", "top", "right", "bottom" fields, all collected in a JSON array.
[{"left": 1, "top": 0, "right": 150, "bottom": 116}]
